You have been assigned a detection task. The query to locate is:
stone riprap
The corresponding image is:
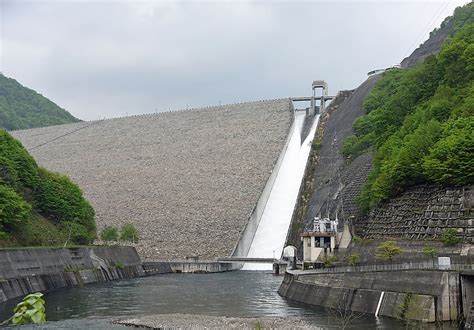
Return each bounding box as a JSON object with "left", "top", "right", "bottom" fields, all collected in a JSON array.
[{"left": 12, "top": 100, "right": 292, "bottom": 260}]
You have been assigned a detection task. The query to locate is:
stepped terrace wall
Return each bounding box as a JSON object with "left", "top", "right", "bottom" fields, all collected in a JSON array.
[
  {"left": 358, "top": 185, "right": 474, "bottom": 243},
  {"left": 12, "top": 100, "right": 293, "bottom": 260}
]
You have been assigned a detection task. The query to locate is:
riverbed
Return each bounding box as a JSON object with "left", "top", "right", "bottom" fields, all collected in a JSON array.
[{"left": 0, "top": 271, "right": 414, "bottom": 329}]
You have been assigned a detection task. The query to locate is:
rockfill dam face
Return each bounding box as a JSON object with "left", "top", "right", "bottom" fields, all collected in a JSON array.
[{"left": 13, "top": 100, "right": 292, "bottom": 260}]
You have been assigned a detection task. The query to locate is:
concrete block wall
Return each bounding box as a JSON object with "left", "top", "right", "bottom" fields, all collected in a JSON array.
[{"left": 359, "top": 185, "right": 474, "bottom": 243}]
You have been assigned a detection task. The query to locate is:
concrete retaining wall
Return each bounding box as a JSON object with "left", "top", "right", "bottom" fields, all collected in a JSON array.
[
  {"left": 0, "top": 246, "right": 166, "bottom": 303},
  {"left": 278, "top": 270, "right": 461, "bottom": 322},
  {"left": 359, "top": 185, "right": 474, "bottom": 243}
]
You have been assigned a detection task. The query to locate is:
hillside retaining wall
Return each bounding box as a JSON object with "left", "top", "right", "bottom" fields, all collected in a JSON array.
[{"left": 359, "top": 185, "right": 474, "bottom": 243}]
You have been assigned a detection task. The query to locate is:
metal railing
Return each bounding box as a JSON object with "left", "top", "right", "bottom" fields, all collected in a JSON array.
[{"left": 294, "top": 260, "right": 474, "bottom": 276}]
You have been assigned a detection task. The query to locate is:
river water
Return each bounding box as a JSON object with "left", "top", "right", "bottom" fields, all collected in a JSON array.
[{"left": 0, "top": 271, "right": 409, "bottom": 329}]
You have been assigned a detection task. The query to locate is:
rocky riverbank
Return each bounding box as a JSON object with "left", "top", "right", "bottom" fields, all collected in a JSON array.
[{"left": 115, "top": 314, "right": 317, "bottom": 329}]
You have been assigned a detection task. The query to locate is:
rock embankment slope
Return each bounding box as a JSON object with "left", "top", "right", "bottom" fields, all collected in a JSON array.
[
  {"left": 13, "top": 100, "right": 292, "bottom": 260},
  {"left": 302, "top": 76, "right": 380, "bottom": 223}
]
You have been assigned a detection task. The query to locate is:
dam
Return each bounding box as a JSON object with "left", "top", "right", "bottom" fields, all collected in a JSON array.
[
  {"left": 12, "top": 84, "right": 330, "bottom": 265},
  {"left": 11, "top": 99, "right": 294, "bottom": 261}
]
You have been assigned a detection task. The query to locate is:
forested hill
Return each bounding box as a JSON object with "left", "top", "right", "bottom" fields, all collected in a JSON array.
[
  {"left": 343, "top": 2, "right": 474, "bottom": 211},
  {"left": 0, "top": 74, "right": 79, "bottom": 130},
  {"left": 0, "top": 130, "right": 96, "bottom": 247}
]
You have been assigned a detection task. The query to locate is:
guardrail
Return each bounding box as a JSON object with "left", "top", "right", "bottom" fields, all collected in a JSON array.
[{"left": 295, "top": 260, "right": 474, "bottom": 275}]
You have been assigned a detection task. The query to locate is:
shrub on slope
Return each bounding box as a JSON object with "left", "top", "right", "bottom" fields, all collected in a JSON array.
[
  {"left": 0, "top": 129, "right": 96, "bottom": 246},
  {"left": 342, "top": 3, "right": 474, "bottom": 211}
]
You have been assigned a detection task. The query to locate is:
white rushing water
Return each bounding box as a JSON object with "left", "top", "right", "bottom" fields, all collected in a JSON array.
[{"left": 243, "top": 111, "right": 320, "bottom": 270}]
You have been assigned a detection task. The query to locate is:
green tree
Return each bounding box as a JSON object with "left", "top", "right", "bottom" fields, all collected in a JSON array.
[
  {"left": 375, "top": 241, "right": 402, "bottom": 261},
  {"left": 0, "top": 129, "right": 97, "bottom": 247},
  {"left": 120, "top": 223, "right": 139, "bottom": 243},
  {"left": 340, "top": 4, "right": 474, "bottom": 211},
  {"left": 100, "top": 226, "right": 119, "bottom": 243},
  {"left": 422, "top": 243, "right": 438, "bottom": 258},
  {"left": 35, "top": 168, "right": 96, "bottom": 244},
  {"left": 345, "top": 253, "right": 361, "bottom": 266},
  {"left": 0, "top": 74, "right": 79, "bottom": 130},
  {"left": 322, "top": 255, "right": 337, "bottom": 268},
  {"left": 441, "top": 228, "right": 462, "bottom": 246},
  {"left": 0, "top": 130, "right": 38, "bottom": 188},
  {"left": 0, "top": 185, "right": 31, "bottom": 232}
]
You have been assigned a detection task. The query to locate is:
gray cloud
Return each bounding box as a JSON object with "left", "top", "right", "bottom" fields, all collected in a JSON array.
[{"left": 0, "top": 0, "right": 468, "bottom": 120}]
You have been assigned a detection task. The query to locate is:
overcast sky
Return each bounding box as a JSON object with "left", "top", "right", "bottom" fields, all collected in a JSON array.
[{"left": 0, "top": 0, "right": 469, "bottom": 120}]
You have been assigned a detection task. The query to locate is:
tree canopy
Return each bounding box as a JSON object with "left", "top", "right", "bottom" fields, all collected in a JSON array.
[
  {"left": 0, "top": 74, "right": 79, "bottom": 130},
  {"left": 342, "top": 3, "right": 474, "bottom": 211},
  {"left": 0, "top": 129, "right": 96, "bottom": 246}
]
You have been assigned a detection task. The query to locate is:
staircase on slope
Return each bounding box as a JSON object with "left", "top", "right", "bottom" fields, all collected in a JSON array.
[{"left": 465, "top": 301, "right": 474, "bottom": 329}]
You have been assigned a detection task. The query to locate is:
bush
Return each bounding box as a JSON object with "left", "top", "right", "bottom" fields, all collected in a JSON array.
[
  {"left": 100, "top": 226, "right": 119, "bottom": 243},
  {"left": 17, "top": 214, "right": 67, "bottom": 246},
  {"left": 345, "top": 253, "right": 361, "bottom": 266},
  {"left": 422, "top": 243, "right": 438, "bottom": 257},
  {"left": 0, "top": 185, "right": 31, "bottom": 232},
  {"left": 352, "top": 235, "right": 362, "bottom": 244},
  {"left": 0, "top": 156, "right": 19, "bottom": 189},
  {"left": 11, "top": 292, "right": 46, "bottom": 325},
  {"left": 441, "top": 228, "right": 462, "bottom": 246},
  {"left": 120, "top": 223, "right": 139, "bottom": 243},
  {"left": 0, "top": 130, "right": 39, "bottom": 189},
  {"left": 375, "top": 241, "right": 402, "bottom": 261},
  {"left": 35, "top": 168, "right": 96, "bottom": 244},
  {"left": 114, "top": 261, "right": 124, "bottom": 269},
  {"left": 63, "top": 221, "right": 93, "bottom": 246},
  {"left": 0, "top": 130, "right": 97, "bottom": 247},
  {"left": 322, "top": 255, "right": 337, "bottom": 268}
]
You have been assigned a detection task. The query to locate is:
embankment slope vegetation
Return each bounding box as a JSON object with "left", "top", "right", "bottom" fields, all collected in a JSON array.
[
  {"left": 0, "top": 130, "right": 96, "bottom": 246},
  {"left": 343, "top": 3, "right": 474, "bottom": 212},
  {"left": 0, "top": 74, "right": 79, "bottom": 130}
]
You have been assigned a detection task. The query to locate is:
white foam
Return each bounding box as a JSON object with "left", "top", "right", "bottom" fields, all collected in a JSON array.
[{"left": 243, "top": 112, "right": 320, "bottom": 270}]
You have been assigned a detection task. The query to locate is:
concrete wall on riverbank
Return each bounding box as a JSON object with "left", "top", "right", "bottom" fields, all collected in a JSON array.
[
  {"left": 0, "top": 246, "right": 163, "bottom": 303},
  {"left": 279, "top": 270, "right": 462, "bottom": 322}
]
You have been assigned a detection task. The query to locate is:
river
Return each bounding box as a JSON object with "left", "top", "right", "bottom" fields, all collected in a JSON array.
[{"left": 0, "top": 271, "right": 411, "bottom": 329}]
